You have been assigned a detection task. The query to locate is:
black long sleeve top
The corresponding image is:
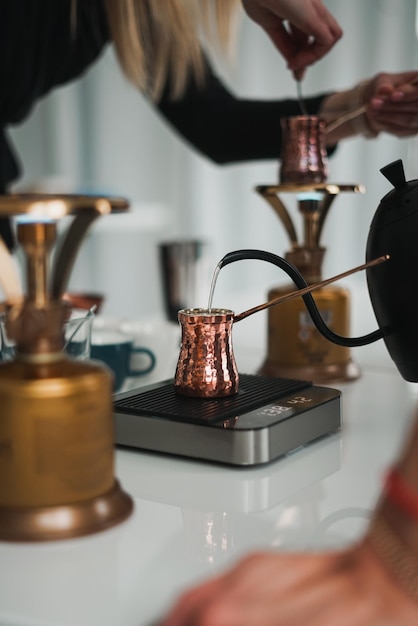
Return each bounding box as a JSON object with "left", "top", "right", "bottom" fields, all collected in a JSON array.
[{"left": 0, "top": 0, "right": 330, "bottom": 247}]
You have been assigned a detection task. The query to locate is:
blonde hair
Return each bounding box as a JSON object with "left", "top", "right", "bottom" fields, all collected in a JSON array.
[{"left": 103, "top": 0, "right": 240, "bottom": 100}]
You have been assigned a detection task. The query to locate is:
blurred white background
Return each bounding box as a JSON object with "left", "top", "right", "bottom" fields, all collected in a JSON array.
[{"left": 8, "top": 0, "right": 418, "bottom": 322}]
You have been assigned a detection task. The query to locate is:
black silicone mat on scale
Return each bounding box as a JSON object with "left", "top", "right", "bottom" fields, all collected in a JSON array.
[{"left": 113, "top": 374, "right": 312, "bottom": 424}]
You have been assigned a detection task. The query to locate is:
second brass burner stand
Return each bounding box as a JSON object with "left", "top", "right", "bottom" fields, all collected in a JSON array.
[{"left": 256, "top": 182, "right": 365, "bottom": 384}]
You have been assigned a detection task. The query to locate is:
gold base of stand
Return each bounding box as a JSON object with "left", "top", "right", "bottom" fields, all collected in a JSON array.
[
  {"left": 0, "top": 480, "right": 134, "bottom": 543},
  {"left": 258, "top": 358, "right": 361, "bottom": 385},
  {"left": 255, "top": 182, "right": 366, "bottom": 387}
]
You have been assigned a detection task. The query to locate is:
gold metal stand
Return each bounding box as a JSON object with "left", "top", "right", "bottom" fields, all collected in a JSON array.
[
  {"left": 0, "top": 194, "right": 134, "bottom": 542},
  {"left": 256, "top": 183, "right": 365, "bottom": 384}
]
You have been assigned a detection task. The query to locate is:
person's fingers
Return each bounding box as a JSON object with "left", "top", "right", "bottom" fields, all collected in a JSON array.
[
  {"left": 368, "top": 72, "right": 418, "bottom": 102},
  {"left": 286, "top": 1, "right": 343, "bottom": 72},
  {"left": 242, "top": 0, "right": 343, "bottom": 77},
  {"left": 288, "top": 40, "right": 335, "bottom": 73},
  {"left": 288, "top": 23, "right": 310, "bottom": 45},
  {"left": 160, "top": 551, "right": 341, "bottom": 626},
  {"left": 314, "top": 0, "right": 343, "bottom": 41},
  {"left": 160, "top": 549, "right": 387, "bottom": 626},
  {"left": 263, "top": 22, "right": 301, "bottom": 63},
  {"left": 266, "top": 25, "right": 336, "bottom": 78},
  {"left": 286, "top": 28, "right": 342, "bottom": 75},
  {"left": 160, "top": 576, "right": 226, "bottom": 626}
]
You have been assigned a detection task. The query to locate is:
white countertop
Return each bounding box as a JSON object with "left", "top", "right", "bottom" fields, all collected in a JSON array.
[{"left": 1, "top": 289, "right": 418, "bottom": 626}]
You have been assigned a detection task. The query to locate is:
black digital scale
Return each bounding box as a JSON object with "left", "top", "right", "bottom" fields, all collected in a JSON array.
[{"left": 114, "top": 374, "right": 341, "bottom": 466}]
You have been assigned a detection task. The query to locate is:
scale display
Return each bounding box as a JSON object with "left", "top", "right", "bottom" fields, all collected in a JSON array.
[{"left": 114, "top": 374, "right": 341, "bottom": 466}]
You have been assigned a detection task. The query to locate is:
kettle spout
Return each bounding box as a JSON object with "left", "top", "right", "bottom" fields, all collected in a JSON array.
[{"left": 219, "top": 249, "right": 387, "bottom": 348}]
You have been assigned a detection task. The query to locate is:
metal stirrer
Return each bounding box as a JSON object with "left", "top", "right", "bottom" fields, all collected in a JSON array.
[{"left": 296, "top": 80, "right": 309, "bottom": 116}]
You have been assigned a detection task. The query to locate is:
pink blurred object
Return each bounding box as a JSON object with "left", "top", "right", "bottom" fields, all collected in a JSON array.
[{"left": 63, "top": 292, "right": 105, "bottom": 314}]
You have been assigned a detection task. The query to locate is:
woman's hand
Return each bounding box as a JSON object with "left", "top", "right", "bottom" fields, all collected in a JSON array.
[
  {"left": 241, "top": 0, "right": 343, "bottom": 78},
  {"left": 160, "top": 539, "right": 418, "bottom": 626},
  {"left": 364, "top": 71, "right": 418, "bottom": 137},
  {"left": 320, "top": 70, "right": 418, "bottom": 144}
]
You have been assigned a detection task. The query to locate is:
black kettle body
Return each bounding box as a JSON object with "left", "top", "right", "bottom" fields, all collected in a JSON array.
[{"left": 366, "top": 159, "right": 418, "bottom": 381}]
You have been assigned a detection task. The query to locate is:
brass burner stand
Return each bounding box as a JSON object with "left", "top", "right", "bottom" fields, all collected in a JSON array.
[
  {"left": 0, "top": 194, "right": 134, "bottom": 542},
  {"left": 256, "top": 183, "right": 365, "bottom": 384}
]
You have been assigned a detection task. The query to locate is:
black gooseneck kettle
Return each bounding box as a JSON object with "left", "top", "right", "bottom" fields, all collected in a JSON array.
[
  {"left": 213, "top": 159, "right": 418, "bottom": 383},
  {"left": 365, "top": 159, "right": 418, "bottom": 381}
]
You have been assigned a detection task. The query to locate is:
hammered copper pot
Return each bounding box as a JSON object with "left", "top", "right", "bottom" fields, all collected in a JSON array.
[
  {"left": 174, "top": 308, "right": 239, "bottom": 398},
  {"left": 280, "top": 116, "right": 328, "bottom": 184}
]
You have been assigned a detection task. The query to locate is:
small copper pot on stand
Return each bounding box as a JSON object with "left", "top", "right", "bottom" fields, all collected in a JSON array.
[
  {"left": 254, "top": 115, "right": 366, "bottom": 384},
  {"left": 280, "top": 116, "right": 328, "bottom": 184}
]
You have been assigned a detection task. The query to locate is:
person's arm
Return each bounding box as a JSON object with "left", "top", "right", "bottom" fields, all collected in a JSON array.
[
  {"left": 241, "top": 0, "right": 343, "bottom": 78},
  {"left": 160, "top": 410, "right": 418, "bottom": 626},
  {"left": 155, "top": 60, "right": 328, "bottom": 165},
  {"left": 160, "top": 542, "right": 418, "bottom": 625},
  {"left": 156, "top": 62, "right": 418, "bottom": 165}
]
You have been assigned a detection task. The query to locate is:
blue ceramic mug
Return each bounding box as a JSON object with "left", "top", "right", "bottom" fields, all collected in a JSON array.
[{"left": 90, "top": 329, "right": 155, "bottom": 392}]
